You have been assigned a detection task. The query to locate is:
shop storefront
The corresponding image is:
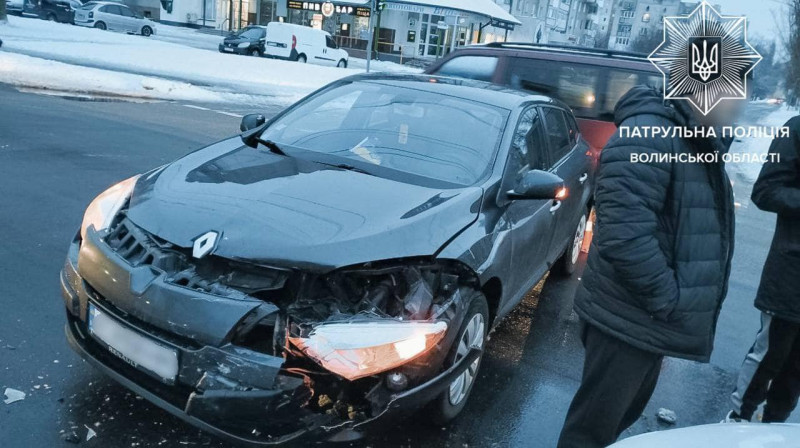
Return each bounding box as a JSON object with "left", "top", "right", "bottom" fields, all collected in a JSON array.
[{"left": 277, "top": 0, "right": 519, "bottom": 60}]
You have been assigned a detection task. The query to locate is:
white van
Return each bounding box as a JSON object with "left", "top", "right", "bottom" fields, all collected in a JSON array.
[{"left": 264, "top": 22, "right": 349, "bottom": 68}]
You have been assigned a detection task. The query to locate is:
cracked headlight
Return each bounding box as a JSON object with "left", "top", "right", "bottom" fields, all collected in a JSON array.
[
  {"left": 289, "top": 321, "right": 447, "bottom": 381},
  {"left": 80, "top": 176, "right": 139, "bottom": 240}
]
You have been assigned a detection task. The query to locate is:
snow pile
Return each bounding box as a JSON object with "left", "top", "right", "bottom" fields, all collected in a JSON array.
[
  {"left": 0, "top": 16, "right": 420, "bottom": 102},
  {"left": 0, "top": 52, "right": 270, "bottom": 103}
]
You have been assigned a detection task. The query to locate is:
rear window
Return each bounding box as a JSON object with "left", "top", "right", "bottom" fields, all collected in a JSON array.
[
  {"left": 435, "top": 56, "right": 499, "bottom": 83},
  {"left": 501, "top": 58, "right": 660, "bottom": 120}
]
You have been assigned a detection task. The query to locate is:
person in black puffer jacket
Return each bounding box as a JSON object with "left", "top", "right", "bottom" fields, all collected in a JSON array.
[
  {"left": 557, "top": 86, "right": 737, "bottom": 448},
  {"left": 725, "top": 115, "right": 800, "bottom": 424}
]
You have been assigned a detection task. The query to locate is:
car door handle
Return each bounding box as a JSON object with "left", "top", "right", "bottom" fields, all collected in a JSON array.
[
  {"left": 579, "top": 173, "right": 588, "bottom": 184},
  {"left": 550, "top": 200, "right": 562, "bottom": 213}
]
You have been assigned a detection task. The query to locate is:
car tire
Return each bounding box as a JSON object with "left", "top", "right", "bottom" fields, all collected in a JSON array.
[
  {"left": 94, "top": 21, "right": 107, "bottom": 30},
  {"left": 337, "top": 59, "right": 347, "bottom": 68},
  {"left": 296, "top": 54, "right": 307, "bottom": 63},
  {"left": 553, "top": 209, "right": 589, "bottom": 276},
  {"left": 250, "top": 48, "right": 261, "bottom": 57},
  {"left": 46, "top": 12, "right": 57, "bottom": 21},
  {"left": 428, "top": 289, "right": 489, "bottom": 425},
  {"left": 141, "top": 26, "right": 152, "bottom": 37}
]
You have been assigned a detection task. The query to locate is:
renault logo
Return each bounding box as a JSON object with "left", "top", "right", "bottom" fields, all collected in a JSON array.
[{"left": 192, "top": 231, "right": 219, "bottom": 259}]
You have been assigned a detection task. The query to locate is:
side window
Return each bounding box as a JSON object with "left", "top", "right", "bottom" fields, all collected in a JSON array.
[
  {"left": 505, "top": 59, "right": 601, "bottom": 119},
  {"left": 102, "top": 4, "right": 121, "bottom": 14},
  {"left": 507, "top": 107, "right": 547, "bottom": 184},
  {"left": 120, "top": 6, "right": 135, "bottom": 17},
  {"left": 326, "top": 35, "right": 337, "bottom": 49},
  {"left": 434, "top": 56, "right": 499, "bottom": 82},
  {"left": 565, "top": 112, "right": 580, "bottom": 145},
  {"left": 542, "top": 108, "right": 572, "bottom": 163}
]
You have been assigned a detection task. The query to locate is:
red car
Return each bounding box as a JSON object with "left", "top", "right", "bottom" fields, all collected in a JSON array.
[{"left": 426, "top": 43, "right": 661, "bottom": 154}]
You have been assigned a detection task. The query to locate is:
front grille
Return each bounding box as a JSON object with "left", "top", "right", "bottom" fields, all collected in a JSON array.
[{"left": 104, "top": 216, "right": 290, "bottom": 296}]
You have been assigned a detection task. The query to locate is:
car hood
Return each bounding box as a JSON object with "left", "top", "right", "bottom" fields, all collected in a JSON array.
[
  {"left": 223, "top": 36, "right": 252, "bottom": 44},
  {"left": 126, "top": 138, "right": 483, "bottom": 272}
]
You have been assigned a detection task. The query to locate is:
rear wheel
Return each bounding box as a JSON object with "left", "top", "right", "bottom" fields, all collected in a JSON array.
[
  {"left": 46, "top": 12, "right": 57, "bottom": 21},
  {"left": 554, "top": 210, "right": 588, "bottom": 276},
  {"left": 94, "top": 21, "right": 107, "bottom": 30},
  {"left": 428, "top": 289, "right": 488, "bottom": 424},
  {"left": 141, "top": 26, "right": 152, "bottom": 37},
  {"left": 296, "top": 54, "right": 307, "bottom": 63}
]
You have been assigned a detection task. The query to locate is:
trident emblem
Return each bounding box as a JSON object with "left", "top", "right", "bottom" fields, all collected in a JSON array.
[{"left": 689, "top": 37, "right": 721, "bottom": 82}]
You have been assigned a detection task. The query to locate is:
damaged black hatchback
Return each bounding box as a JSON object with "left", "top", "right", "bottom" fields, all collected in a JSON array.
[{"left": 60, "top": 74, "right": 594, "bottom": 445}]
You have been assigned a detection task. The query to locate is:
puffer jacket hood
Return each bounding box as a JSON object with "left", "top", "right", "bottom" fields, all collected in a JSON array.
[
  {"left": 574, "top": 84, "right": 736, "bottom": 362},
  {"left": 614, "top": 86, "right": 687, "bottom": 128}
]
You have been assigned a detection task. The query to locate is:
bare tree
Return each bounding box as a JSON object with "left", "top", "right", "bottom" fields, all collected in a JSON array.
[
  {"left": 786, "top": 0, "right": 800, "bottom": 105},
  {"left": 1, "top": 0, "right": 7, "bottom": 24}
]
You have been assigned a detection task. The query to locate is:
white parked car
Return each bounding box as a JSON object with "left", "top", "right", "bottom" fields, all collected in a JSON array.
[
  {"left": 73, "top": 1, "right": 156, "bottom": 36},
  {"left": 610, "top": 423, "right": 800, "bottom": 448},
  {"left": 264, "top": 22, "right": 349, "bottom": 68}
]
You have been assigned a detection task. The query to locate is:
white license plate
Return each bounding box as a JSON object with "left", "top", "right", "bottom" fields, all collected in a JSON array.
[
  {"left": 88, "top": 305, "right": 179, "bottom": 383},
  {"left": 223, "top": 47, "right": 235, "bottom": 52}
]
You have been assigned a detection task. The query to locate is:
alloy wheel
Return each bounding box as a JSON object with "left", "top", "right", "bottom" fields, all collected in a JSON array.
[
  {"left": 570, "top": 213, "right": 588, "bottom": 265},
  {"left": 448, "top": 313, "right": 485, "bottom": 406}
]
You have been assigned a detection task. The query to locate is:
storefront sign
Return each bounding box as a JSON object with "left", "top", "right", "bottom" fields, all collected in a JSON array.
[
  {"left": 385, "top": 3, "right": 464, "bottom": 18},
  {"left": 288, "top": 1, "right": 368, "bottom": 17},
  {"left": 321, "top": 1, "right": 335, "bottom": 17}
]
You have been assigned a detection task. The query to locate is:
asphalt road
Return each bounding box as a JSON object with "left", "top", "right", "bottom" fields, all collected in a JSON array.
[{"left": 0, "top": 84, "right": 796, "bottom": 448}]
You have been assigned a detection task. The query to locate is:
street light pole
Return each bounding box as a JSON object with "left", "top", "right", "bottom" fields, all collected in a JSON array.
[{"left": 365, "top": 0, "right": 376, "bottom": 73}]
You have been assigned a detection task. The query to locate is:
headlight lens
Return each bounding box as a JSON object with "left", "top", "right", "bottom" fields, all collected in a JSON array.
[
  {"left": 289, "top": 321, "right": 447, "bottom": 381},
  {"left": 238, "top": 42, "right": 250, "bottom": 48},
  {"left": 80, "top": 176, "right": 139, "bottom": 240}
]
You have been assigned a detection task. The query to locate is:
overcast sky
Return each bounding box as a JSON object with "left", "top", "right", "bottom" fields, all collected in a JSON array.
[{"left": 714, "top": 0, "right": 789, "bottom": 42}]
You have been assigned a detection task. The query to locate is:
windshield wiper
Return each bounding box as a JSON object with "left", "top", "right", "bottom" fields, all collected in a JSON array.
[
  {"left": 256, "top": 138, "right": 287, "bottom": 156},
  {"left": 315, "top": 161, "right": 374, "bottom": 176}
]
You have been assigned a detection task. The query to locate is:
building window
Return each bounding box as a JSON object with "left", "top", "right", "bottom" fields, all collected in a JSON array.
[
  {"left": 642, "top": 12, "right": 651, "bottom": 22},
  {"left": 616, "top": 37, "right": 629, "bottom": 45},
  {"left": 621, "top": 10, "right": 634, "bottom": 18},
  {"left": 640, "top": 27, "right": 648, "bottom": 36}
]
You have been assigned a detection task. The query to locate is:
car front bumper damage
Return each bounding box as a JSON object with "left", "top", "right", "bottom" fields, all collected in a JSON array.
[{"left": 60, "top": 223, "right": 478, "bottom": 445}]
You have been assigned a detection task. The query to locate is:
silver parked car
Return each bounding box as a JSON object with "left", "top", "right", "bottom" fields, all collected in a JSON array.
[{"left": 73, "top": 1, "right": 156, "bottom": 36}]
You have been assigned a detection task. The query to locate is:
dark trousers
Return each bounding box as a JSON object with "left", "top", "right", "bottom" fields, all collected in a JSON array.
[
  {"left": 557, "top": 323, "right": 663, "bottom": 448},
  {"left": 731, "top": 313, "right": 800, "bottom": 422}
]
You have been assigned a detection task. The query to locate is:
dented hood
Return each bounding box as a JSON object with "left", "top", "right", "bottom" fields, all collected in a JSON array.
[{"left": 126, "top": 138, "right": 482, "bottom": 271}]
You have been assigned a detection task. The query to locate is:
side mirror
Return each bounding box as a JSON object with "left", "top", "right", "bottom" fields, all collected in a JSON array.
[
  {"left": 507, "top": 170, "right": 566, "bottom": 200},
  {"left": 240, "top": 113, "right": 266, "bottom": 132}
]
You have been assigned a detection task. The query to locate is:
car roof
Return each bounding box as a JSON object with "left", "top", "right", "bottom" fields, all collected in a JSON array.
[
  {"left": 447, "top": 42, "right": 659, "bottom": 72},
  {"left": 341, "top": 73, "right": 566, "bottom": 111}
]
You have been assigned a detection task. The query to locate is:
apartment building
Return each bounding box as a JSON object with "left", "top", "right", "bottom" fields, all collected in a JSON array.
[{"left": 607, "top": 0, "right": 704, "bottom": 52}]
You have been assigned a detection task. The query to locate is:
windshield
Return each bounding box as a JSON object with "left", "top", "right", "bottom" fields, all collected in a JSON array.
[
  {"left": 260, "top": 82, "right": 508, "bottom": 186},
  {"left": 237, "top": 28, "right": 264, "bottom": 39}
]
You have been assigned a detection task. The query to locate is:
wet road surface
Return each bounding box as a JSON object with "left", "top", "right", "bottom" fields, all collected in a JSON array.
[{"left": 0, "top": 85, "right": 796, "bottom": 447}]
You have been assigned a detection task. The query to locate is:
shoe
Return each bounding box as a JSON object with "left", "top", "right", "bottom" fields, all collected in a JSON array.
[{"left": 721, "top": 410, "right": 747, "bottom": 423}]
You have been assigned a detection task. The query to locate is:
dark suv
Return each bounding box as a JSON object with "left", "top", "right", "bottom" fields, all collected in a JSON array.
[
  {"left": 426, "top": 43, "right": 661, "bottom": 152},
  {"left": 61, "top": 74, "right": 593, "bottom": 445},
  {"left": 24, "top": 0, "right": 81, "bottom": 23}
]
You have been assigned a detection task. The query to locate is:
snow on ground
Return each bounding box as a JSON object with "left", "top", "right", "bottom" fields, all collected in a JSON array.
[
  {"left": 0, "top": 51, "right": 272, "bottom": 104},
  {"left": 0, "top": 16, "right": 420, "bottom": 103}
]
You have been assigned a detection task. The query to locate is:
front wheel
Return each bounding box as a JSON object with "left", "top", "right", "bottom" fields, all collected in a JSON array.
[
  {"left": 554, "top": 210, "right": 588, "bottom": 276},
  {"left": 428, "top": 289, "right": 488, "bottom": 424},
  {"left": 94, "top": 21, "right": 107, "bottom": 30},
  {"left": 250, "top": 48, "right": 261, "bottom": 57},
  {"left": 46, "top": 13, "right": 57, "bottom": 21},
  {"left": 337, "top": 59, "right": 347, "bottom": 68},
  {"left": 141, "top": 26, "right": 152, "bottom": 37},
  {"left": 296, "top": 54, "right": 307, "bottom": 63}
]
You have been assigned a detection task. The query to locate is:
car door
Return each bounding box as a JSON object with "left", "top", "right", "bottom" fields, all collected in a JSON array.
[
  {"left": 98, "top": 4, "right": 122, "bottom": 30},
  {"left": 118, "top": 5, "right": 138, "bottom": 33},
  {"left": 502, "top": 106, "right": 560, "bottom": 305},
  {"left": 540, "top": 107, "right": 591, "bottom": 262}
]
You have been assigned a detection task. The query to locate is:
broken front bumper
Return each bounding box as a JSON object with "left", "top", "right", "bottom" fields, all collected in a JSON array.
[{"left": 60, "top": 230, "right": 480, "bottom": 445}]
